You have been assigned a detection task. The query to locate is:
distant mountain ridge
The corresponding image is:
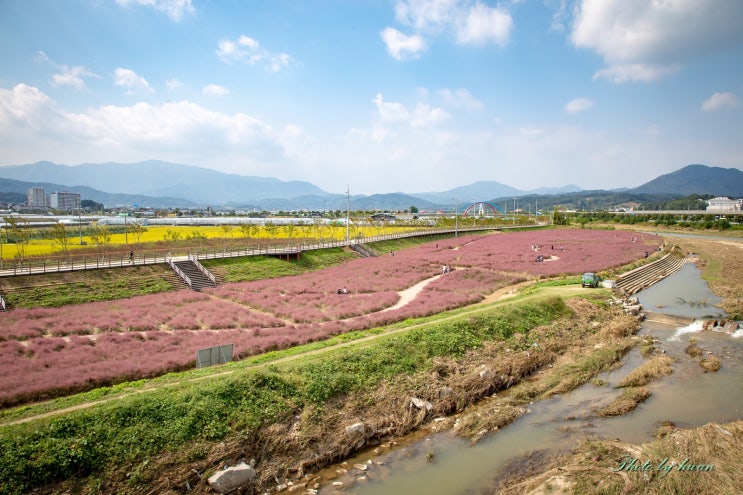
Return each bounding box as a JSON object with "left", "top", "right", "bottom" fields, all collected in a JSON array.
[
  {"left": 0, "top": 161, "right": 740, "bottom": 209},
  {"left": 632, "top": 164, "right": 743, "bottom": 197},
  {"left": 0, "top": 161, "right": 327, "bottom": 205}
]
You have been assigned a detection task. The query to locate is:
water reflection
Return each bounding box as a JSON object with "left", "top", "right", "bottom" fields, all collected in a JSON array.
[
  {"left": 321, "top": 263, "right": 742, "bottom": 495},
  {"left": 636, "top": 263, "right": 725, "bottom": 319}
]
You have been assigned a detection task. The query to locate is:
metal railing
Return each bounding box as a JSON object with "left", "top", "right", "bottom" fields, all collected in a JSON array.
[
  {"left": 188, "top": 253, "right": 216, "bottom": 285},
  {"left": 0, "top": 224, "right": 542, "bottom": 278},
  {"left": 166, "top": 255, "right": 192, "bottom": 289}
]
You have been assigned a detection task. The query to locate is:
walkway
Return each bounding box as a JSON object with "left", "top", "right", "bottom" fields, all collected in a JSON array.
[{"left": 0, "top": 226, "right": 523, "bottom": 278}]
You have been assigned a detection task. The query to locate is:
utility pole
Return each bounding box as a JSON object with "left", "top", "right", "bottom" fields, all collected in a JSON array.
[
  {"left": 78, "top": 206, "right": 83, "bottom": 244},
  {"left": 345, "top": 185, "right": 350, "bottom": 244}
]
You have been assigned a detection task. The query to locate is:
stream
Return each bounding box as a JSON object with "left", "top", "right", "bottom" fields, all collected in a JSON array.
[{"left": 314, "top": 262, "right": 743, "bottom": 495}]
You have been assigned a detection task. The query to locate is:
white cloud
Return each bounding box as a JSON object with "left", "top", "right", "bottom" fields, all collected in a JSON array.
[
  {"left": 202, "top": 84, "right": 229, "bottom": 96},
  {"left": 216, "top": 35, "right": 294, "bottom": 72},
  {"left": 548, "top": 0, "right": 569, "bottom": 33},
  {"left": 166, "top": 78, "right": 183, "bottom": 91},
  {"left": 284, "top": 124, "right": 303, "bottom": 137},
  {"left": 373, "top": 93, "right": 410, "bottom": 122},
  {"left": 592, "top": 64, "right": 679, "bottom": 84},
  {"left": 372, "top": 93, "right": 450, "bottom": 128},
  {"left": 0, "top": 83, "right": 285, "bottom": 171},
  {"left": 438, "top": 88, "right": 483, "bottom": 111},
  {"left": 564, "top": 97, "right": 594, "bottom": 114},
  {"left": 114, "top": 68, "right": 154, "bottom": 94},
  {"left": 35, "top": 51, "right": 99, "bottom": 90},
  {"left": 380, "top": 28, "right": 426, "bottom": 60},
  {"left": 383, "top": 0, "right": 514, "bottom": 60},
  {"left": 455, "top": 2, "right": 512, "bottom": 46},
  {"left": 701, "top": 92, "right": 741, "bottom": 112},
  {"left": 267, "top": 53, "right": 292, "bottom": 73},
  {"left": 571, "top": 0, "right": 743, "bottom": 83},
  {"left": 411, "top": 103, "right": 450, "bottom": 127},
  {"left": 115, "top": 0, "right": 194, "bottom": 22}
]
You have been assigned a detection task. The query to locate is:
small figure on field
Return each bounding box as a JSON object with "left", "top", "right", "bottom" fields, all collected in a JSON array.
[{"left": 129, "top": 251, "right": 134, "bottom": 263}]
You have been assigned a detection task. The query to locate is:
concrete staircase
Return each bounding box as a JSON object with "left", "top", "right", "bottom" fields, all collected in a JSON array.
[
  {"left": 171, "top": 259, "right": 217, "bottom": 291},
  {"left": 615, "top": 248, "right": 687, "bottom": 295},
  {"left": 350, "top": 243, "right": 377, "bottom": 258}
]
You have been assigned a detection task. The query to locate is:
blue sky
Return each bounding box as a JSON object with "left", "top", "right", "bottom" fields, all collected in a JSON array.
[{"left": 1, "top": 0, "right": 742, "bottom": 195}]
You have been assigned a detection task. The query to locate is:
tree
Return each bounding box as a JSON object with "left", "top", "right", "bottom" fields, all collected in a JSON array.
[
  {"left": 51, "top": 223, "right": 71, "bottom": 257},
  {"left": 89, "top": 224, "right": 112, "bottom": 248},
  {"left": 263, "top": 222, "right": 278, "bottom": 238},
  {"left": 128, "top": 222, "right": 145, "bottom": 244},
  {"left": 4, "top": 216, "right": 30, "bottom": 263},
  {"left": 240, "top": 223, "right": 258, "bottom": 239},
  {"left": 552, "top": 207, "right": 568, "bottom": 226},
  {"left": 410, "top": 205, "right": 419, "bottom": 214}
]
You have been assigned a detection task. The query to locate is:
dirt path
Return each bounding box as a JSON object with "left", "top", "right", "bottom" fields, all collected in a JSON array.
[{"left": 0, "top": 276, "right": 574, "bottom": 427}]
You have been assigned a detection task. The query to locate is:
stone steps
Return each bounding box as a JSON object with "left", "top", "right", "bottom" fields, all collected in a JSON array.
[{"left": 615, "top": 249, "right": 687, "bottom": 295}]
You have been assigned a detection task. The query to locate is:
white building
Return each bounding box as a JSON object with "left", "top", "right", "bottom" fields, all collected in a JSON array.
[
  {"left": 27, "top": 187, "right": 47, "bottom": 208},
  {"left": 49, "top": 191, "right": 81, "bottom": 211},
  {"left": 706, "top": 197, "right": 742, "bottom": 212}
]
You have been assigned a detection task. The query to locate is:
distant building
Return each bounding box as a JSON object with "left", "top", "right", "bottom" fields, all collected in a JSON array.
[
  {"left": 49, "top": 191, "right": 81, "bottom": 211},
  {"left": 706, "top": 197, "right": 742, "bottom": 212},
  {"left": 27, "top": 187, "right": 47, "bottom": 208},
  {"left": 370, "top": 213, "right": 396, "bottom": 222}
]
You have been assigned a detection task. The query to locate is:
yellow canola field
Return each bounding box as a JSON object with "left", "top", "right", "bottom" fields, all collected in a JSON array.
[{"left": 1, "top": 224, "right": 418, "bottom": 259}]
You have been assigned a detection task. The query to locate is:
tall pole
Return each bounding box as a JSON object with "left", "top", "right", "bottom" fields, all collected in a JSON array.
[
  {"left": 453, "top": 196, "right": 459, "bottom": 237},
  {"left": 345, "top": 185, "right": 350, "bottom": 244},
  {"left": 78, "top": 206, "right": 83, "bottom": 244}
]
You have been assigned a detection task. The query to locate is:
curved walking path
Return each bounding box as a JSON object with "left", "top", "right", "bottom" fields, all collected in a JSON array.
[{"left": 0, "top": 273, "right": 532, "bottom": 427}]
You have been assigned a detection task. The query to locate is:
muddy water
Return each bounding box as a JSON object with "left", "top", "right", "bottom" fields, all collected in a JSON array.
[{"left": 316, "top": 263, "right": 743, "bottom": 495}]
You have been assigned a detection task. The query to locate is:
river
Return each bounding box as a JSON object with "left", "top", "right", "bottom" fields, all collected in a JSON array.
[{"left": 315, "top": 261, "right": 743, "bottom": 495}]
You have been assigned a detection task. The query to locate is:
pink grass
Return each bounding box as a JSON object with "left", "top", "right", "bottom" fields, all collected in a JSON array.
[{"left": 0, "top": 229, "right": 661, "bottom": 406}]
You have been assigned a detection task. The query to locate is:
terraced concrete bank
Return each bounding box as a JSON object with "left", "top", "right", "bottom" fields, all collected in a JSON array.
[{"left": 615, "top": 247, "right": 687, "bottom": 295}]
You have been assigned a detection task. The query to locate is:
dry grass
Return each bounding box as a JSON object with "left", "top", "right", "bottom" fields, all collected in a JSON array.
[
  {"left": 616, "top": 355, "right": 673, "bottom": 388},
  {"left": 596, "top": 387, "right": 651, "bottom": 417},
  {"left": 497, "top": 420, "right": 743, "bottom": 495},
  {"left": 673, "top": 237, "right": 743, "bottom": 319},
  {"left": 700, "top": 355, "right": 721, "bottom": 372},
  {"left": 685, "top": 342, "right": 703, "bottom": 357}
]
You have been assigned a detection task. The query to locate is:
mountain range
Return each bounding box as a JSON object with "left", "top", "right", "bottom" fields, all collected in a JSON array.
[{"left": 0, "top": 161, "right": 741, "bottom": 210}]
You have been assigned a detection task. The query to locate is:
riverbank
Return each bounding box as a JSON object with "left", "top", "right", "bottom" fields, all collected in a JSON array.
[{"left": 490, "top": 234, "right": 743, "bottom": 495}]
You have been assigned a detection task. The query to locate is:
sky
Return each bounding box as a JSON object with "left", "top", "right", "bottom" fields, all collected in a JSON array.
[{"left": 1, "top": 0, "right": 742, "bottom": 196}]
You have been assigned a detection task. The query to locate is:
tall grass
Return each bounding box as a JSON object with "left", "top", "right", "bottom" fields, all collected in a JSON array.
[{"left": 0, "top": 297, "right": 571, "bottom": 495}]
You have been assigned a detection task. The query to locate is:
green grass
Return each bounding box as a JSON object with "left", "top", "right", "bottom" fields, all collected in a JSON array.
[
  {"left": 203, "top": 247, "right": 358, "bottom": 282},
  {"left": 0, "top": 265, "right": 178, "bottom": 309},
  {"left": 0, "top": 296, "right": 573, "bottom": 495}
]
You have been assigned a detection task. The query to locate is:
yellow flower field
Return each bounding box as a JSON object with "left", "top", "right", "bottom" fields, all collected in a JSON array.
[{"left": 0, "top": 223, "right": 421, "bottom": 259}]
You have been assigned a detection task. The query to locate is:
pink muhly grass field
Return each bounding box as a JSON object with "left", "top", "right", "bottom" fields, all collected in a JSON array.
[{"left": 0, "top": 228, "right": 661, "bottom": 406}]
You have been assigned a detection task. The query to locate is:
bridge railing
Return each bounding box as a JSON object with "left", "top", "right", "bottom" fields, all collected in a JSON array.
[{"left": 0, "top": 225, "right": 541, "bottom": 277}]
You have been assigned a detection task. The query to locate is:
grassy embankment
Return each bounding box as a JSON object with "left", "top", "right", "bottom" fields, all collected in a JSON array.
[
  {"left": 0, "top": 233, "right": 644, "bottom": 495},
  {"left": 0, "top": 292, "right": 637, "bottom": 495},
  {"left": 0, "top": 232, "right": 460, "bottom": 309}
]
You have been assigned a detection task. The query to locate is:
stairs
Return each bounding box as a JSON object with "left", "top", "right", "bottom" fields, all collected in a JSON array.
[
  {"left": 615, "top": 248, "right": 687, "bottom": 295},
  {"left": 172, "top": 259, "right": 217, "bottom": 291},
  {"left": 350, "top": 243, "right": 377, "bottom": 258}
]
